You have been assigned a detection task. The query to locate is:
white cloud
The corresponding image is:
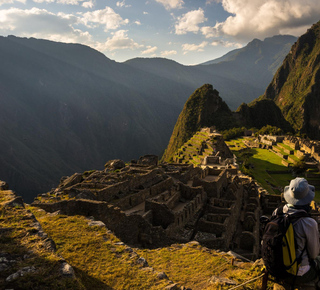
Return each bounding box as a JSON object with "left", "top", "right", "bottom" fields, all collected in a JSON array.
[
  {"left": 0, "top": 7, "right": 92, "bottom": 43},
  {"left": 211, "top": 39, "right": 242, "bottom": 48},
  {"left": 134, "top": 20, "right": 141, "bottom": 25},
  {"left": 201, "top": 26, "right": 217, "bottom": 38},
  {"left": 33, "top": 0, "right": 54, "bottom": 3},
  {"left": 216, "top": 0, "right": 320, "bottom": 41},
  {"left": 206, "top": 0, "right": 218, "bottom": 4},
  {"left": 97, "top": 30, "right": 143, "bottom": 51},
  {"left": 116, "top": 0, "right": 131, "bottom": 8},
  {"left": 141, "top": 45, "right": 157, "bottom": 55},
  {"left": 155, "top": 0, "right": 184, "bottom": 10},
  {"left": 57, "top": 0, "right": 83, "bottom": 4},
  {"left": 175, "top": 8, "right": 206, "bottom": 35},
  {"left": 32, "top": 0, "right": 92, "bottom": 4},
  {"left": 82, "top": 0, "right": 94, "bottom": 8},
  {"left": 82, "top": 6, "right": 129, "bottom": 32},
  {"left": 182, "top": 41, "right": 208, "bottom": 54},
  {"left": 143, "top": 11, "right": 148, "bottom": 15},
  {"left": 161, "top": 50, "right": 177, "bottom": 56},
  {"left": 0, "top": 0, "right": 26, "bottom": 5}
]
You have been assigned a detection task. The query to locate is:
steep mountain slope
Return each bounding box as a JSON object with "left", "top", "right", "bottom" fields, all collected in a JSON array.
[
  {"left": 161, "top": 84, "right": 236, "bottom": 162},
  {"left": 235, "top": 99, "right": 293, "bottom": 132},
  {"left": 263, "top": 21, "right": 320, "bottom": 139},
  {"left": 0, "top": 36, "right": 187, "bottom": 201}
]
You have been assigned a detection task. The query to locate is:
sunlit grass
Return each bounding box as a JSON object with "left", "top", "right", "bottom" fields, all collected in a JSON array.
[
  {"left": 0, "top": 194, "right": 84, "bottom": 289},
  {"left": 137, "top": 244, "right": 264, "bottom": 289},
  {"left": 30, "top": 207, "right": 170, "bottom": 290},
  {"left": 228, "top": 139, "right": 320, "bottom": 200}
]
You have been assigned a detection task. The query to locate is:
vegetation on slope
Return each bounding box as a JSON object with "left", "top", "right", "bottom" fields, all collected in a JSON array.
[
  {"left": 172, "top": 131, "right": 215, "bottom": 166},
  {"left": 162, "top": 84, "right": 236, "bottom": 162},
  {"left": 263, "top": 20, "right": 320, "bottom": 139},
  {"left": 235, "top": 99, "right": 293, "bottom": 133},
  {"left": 29, "top": 206, "right": 266, "bottom": 290},
  {"left": 226, "top": 138, "right": 320, "bottom": 200},
  {"left": 30, "top": 208, "right": 171, "bottom": 290},
  {"left": 0, "top": 188, "right": 84, "bottom": 289}
]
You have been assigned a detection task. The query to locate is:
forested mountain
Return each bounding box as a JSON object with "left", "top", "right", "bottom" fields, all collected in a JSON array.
[
  {"left": 162, "top": 85, "right": 292, "bottom": 162},
  {"left": 263, "top": 21, "right": 320, "bottom": 139},
  {"left": 0, "top": 34, "right": 295, "bottom": 201}
]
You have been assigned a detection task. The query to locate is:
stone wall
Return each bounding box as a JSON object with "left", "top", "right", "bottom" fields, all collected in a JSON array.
[
  {"left": 166, "top": 190, "right": 207, "bottom": 235},
  {"left": 295, "top": 150, "right": 305, "bottom": 158},
  {"left": 284, "top": 138, "right": 299, "bottom": 150},
  {"left": 180, "top": 183, "right": 203, "bottom": 200},
  {"left": 33, "top": 199, "right": 171, "bottom": 247},
  {"left": 199, "top": 169, "right": 227, "bottom": 198},
  {"left": 145, "top": 199, "right": 175, "bottom": 229}
]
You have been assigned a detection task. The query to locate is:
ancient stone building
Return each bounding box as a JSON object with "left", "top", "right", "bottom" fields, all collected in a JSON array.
[{"left": 32, "top": 151, "right": 266, "bottom": 260}]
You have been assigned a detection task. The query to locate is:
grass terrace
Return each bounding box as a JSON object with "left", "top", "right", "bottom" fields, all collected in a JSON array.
[
  {"left": 227, "top": 138, "right": 320, "bottom": 201},
  {"left": 173, "top": 131, "right": 215, "bottom": 166},
  {"left": 29, "top": 207, "right": 170, "bottom": 290},
  {"left": 27, "top": 206, "right": 267, "bottom": 289},
  {"left": 0, "top": 191, "right": 84, "bottom": 289}
]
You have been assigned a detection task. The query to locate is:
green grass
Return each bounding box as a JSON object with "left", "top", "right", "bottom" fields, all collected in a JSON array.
[
  {"left": 229, "top": 139, "right": 320, "bottom": 201},
  {"left": 29, "top": 207, "right": 170, "bottom": 290},
  {"left": 29, "top": 207, "right": 268, "bottom": 289},
  {"left": 0, "top": 192, "right": 84, "bottom": 290},
  {"left": 243, "top": 148, "right": 293, "bottom": 194},
  {"left": 137, "top": 243, "right": 264, "bottom": 290},
  {"left": 225, "top": 138, "right": 247, "bottom": 151},
  {"left": 278, "top": 143, "right": 294, "bottom": 151}
]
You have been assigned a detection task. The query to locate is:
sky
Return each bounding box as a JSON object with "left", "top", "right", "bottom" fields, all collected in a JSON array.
[{"left": 0, "top": 0, "right": 319, "bottom": 65}]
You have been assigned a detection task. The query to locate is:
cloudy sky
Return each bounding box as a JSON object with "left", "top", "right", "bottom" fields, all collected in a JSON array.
[{"left": 0, "top": 0, "right": 319, "bottom": 65}]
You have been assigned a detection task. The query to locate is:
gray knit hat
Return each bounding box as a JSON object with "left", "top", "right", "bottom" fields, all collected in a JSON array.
[{"left": 284, "top": 177, "right": 315, "bottom": 206}]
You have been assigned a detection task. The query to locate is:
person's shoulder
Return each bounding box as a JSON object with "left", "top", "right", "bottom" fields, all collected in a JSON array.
[{"left": 297, "top": 216, "right": 317, "bottom": 227}]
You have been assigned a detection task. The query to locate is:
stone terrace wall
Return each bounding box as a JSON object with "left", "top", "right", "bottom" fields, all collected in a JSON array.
[
  {"left": 111, "top": 177, "right": 175, "bottom": 211},
  {"left": 33, "top": 199, "right": 171, "bottom": 247},
  {"left": 145, "top": 198, "right": 175, "bottom": 229},
  {"left": 95, "top": 169, "right": 164, "bottom": 202}
]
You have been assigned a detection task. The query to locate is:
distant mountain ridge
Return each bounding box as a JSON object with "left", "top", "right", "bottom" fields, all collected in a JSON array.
[
  {"left": 125, "top": 34, "right": 297, "bottom": 110},
  {"left": 0, "top": 34, "right": 295, "bottom": 201},
  {"left": 201, "top": 35, "right": 297, "bottom": 69}
]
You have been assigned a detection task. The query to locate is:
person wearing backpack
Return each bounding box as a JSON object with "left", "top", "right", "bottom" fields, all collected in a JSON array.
[{"left": 262, "top": 177, "right": 320, "bottom": 286}]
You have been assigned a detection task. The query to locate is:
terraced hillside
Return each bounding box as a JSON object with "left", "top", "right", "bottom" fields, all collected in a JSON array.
[
  {"left": 1, "top": 182, "right": 268, "bottom": 290},
  {"left": 172, "top": 130, "right": 232, "bottom": 167}
]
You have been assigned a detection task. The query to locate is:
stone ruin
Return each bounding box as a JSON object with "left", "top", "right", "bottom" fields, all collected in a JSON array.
[{"left": 31, "top": 151, "right": 294, "bottom": 261}]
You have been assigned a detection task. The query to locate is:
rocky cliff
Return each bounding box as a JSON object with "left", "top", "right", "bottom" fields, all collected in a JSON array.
[{"left": 263, "top": 20, "right": 320, "bottom": 139}]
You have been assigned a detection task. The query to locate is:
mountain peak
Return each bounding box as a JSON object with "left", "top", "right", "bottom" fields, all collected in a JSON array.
[{"left": 161, "top": 84, "right": 234, "bottom": 162}]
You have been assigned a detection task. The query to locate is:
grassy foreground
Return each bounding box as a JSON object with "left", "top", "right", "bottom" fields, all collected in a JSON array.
[
  {"left": 0, "top": 191, "right": 84, "bottom": 289},
  {"left": 28, "top": 207, "right": 267, "bottom": 290}
]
